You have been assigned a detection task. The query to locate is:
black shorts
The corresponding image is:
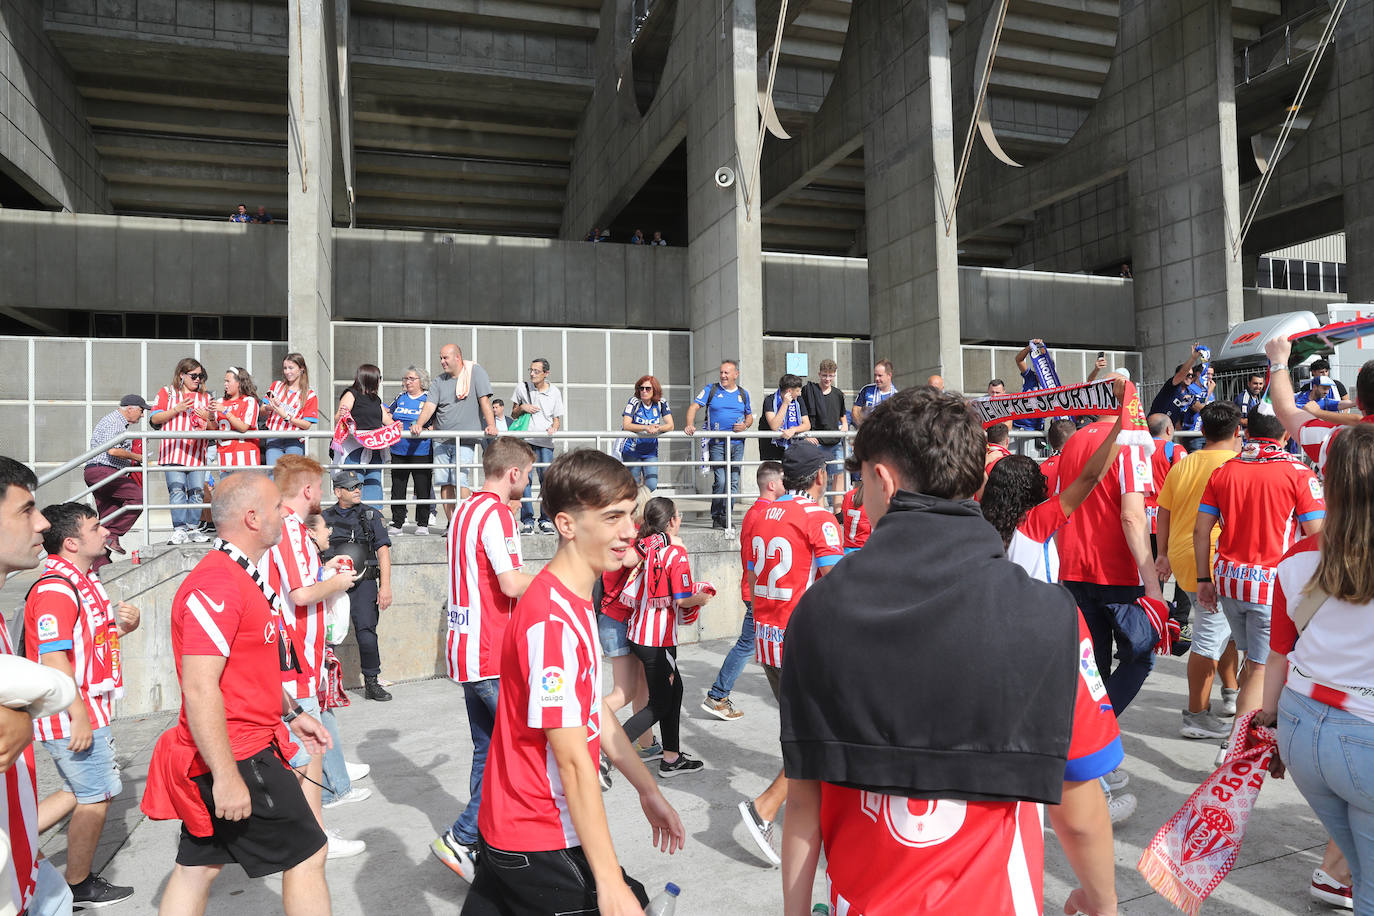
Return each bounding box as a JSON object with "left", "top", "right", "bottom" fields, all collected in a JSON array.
[
  {"left": 460, "top": 841, "right": 648, "bottom": 916},
  {"left": 176, "top": 745, "right": 327, "bottom": 878},
  {"left": 764, "top": 663, "right": 783, "bottom": 703}
]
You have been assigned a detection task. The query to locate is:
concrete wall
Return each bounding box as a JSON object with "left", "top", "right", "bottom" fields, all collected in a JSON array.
[
  {"left": 762, "top": 252, "right": 869, "bottom": 337},
  {"left": 43, "top": 529, "right": 755, "bottom": 717},
  {"left": 0, "top": 0, "right": 106, "bottom": 210},
  {"left": 959, "top": 267, "right": 1135, "bottom": 349},
  {"left": 1243, "top": 287, "right": 1348, "bottom": 321}
]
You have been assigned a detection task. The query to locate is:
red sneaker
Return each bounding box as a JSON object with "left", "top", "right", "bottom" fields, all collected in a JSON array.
[{"left": 1311, "top": 868, "right": 1353, "bottom": 910}]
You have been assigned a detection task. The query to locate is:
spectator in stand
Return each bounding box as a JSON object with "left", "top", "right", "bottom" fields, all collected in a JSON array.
[
  {"left": 1301, "top": 358, "right": 1348, "bottom": 400},
  {"left": 149, "top": 357, "right": 213, "bottom": 545},
  {"left": 83, "top": 395, "right": 149, "bottom": 560},
  {"left": 253, "top": 206, "right": 273, "bottom": 224},
  {"left": 512, "top": 358, "right": 566, "bottom": 534},
  {"left": 413, "top": 344, "right": 497, "bottom": 520},
  {"left": 263, "top": 353, "right": 320, "bottom": 466},
  {"left": 491, "top": 399, "right": 508, "bottom": 433},
  {"left": 387, "top": 366, "right": 433, "bottom": 535},
  {"left": 630, "top": 229, "right": 646, "bottom": 245},
  {"left": 585, "top": 227, "right": 601, "bottom": 242},
  {"left": 650, "top": 231, "right": 667, "bottom": 246},
  {"left": 1259, "top": 423, "right": 1374, "bottom": 913},
  {"left": 1236, "top": 370, "right": 1267, "bottom": 426},
  {"left": 337, "top": 364, "right": 394, "bottom": 513},
  {"left": 1156, "top": 401, "right": 1243, "bottom": 742},
  {"left": 684, "top": 361, "right": 754, "bottom": 529},
  {"left": 229, "top": 204, "right": 251, "bottom": 223},
  {"left": 1296, "top": 375, "right": 1351, "bottom": 413},
  {"left": 852, "top": 361, "right": 897, "bottom": 426},
  {"left": 761, "top": 373, "right": 811, "bottom": 461},
  {"left": 1148, "top": 344, "right": 1208, "bottom": 431},
  {"left": 986, "top": 378, "right": 1006, "bottom": 396},
  {"left": 1177, "top": 364, "right": 1217, "bottom": 450},
  {"left": 214, "top": 367, "right": 261, "bottom": 470},
  {"left": 619, "top": 375, "right": 673, "bottom": 493},
  {"left": 800, "top": 359, "right": 848, "bottom": 511}
]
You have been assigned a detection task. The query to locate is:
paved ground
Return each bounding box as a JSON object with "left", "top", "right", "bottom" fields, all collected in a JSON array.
[{"left": 36, "top": 638, "right": 1340, "bottom": 915}]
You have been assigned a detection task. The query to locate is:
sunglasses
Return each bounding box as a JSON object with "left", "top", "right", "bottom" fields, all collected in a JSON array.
[
  {"left": 187, "top": 372, "right": 207, "bottom": 381},
  {"left": 638, "top": 385, "right": 653, "bottom": 391}
]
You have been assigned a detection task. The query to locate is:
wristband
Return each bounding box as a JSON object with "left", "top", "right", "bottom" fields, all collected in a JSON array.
[
  {"left": 1196, "top": 576, "right": 1212, "bottom": 583},
  {"left": 284, "top": 705, "right": 305, "bottom": 723},
  {"left": 1269, "top": 364, "right": 1288, "bottom": 371}
]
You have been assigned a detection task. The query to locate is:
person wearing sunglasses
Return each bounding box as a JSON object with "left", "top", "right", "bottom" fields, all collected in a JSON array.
[
  {"left": 149, "top": 358, "right": 213, "bottom": 544},
  {"left": 619, "top": 375, "right": 674, "bottom": 493}
]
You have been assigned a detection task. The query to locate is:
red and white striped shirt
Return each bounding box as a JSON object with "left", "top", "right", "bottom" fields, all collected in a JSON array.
[
  {"left": 152, "top": 386, "right": 211, "bottom": 467},
  {"left": 1297, "top": 415, "right": 1374, "bottom": 476},
  {"left": 750, "top": 494, "right": 844, "bottom": 666},
  {"left": 0, "top": 624, "right": 40, "bottom": 913},
  {"left": 447, "top": 491, "right": 523, "bottom": 683},
  {"left": 626, "top": 544, "right": 694, "bottom": 648},
  {"left": 24, "top": 560, "right": 119, "bottom": 739},
  {"left": 264, "top": 511, "right": 325, "bottom": 699},
  {"left": 265, "top": 381, "right": 320, "bottom": 434},
  {"left": 216, "top": 396, "right": 261, "bottom": 467},
  {"left": 479, "top": 570, "right": 602, "bottom": 852}
]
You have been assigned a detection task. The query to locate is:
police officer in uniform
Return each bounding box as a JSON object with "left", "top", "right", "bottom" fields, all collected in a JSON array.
[{"left": 324, "top": 471, "right": 394, "bottom": 701}]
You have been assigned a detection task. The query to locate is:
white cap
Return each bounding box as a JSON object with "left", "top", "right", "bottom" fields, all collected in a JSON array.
[
  {"left": 1315, "top": 376, "right": 1334, "bottom": 387},
  {"left": 1115, "top": 367, "right": 1131, "bottom": 381}
]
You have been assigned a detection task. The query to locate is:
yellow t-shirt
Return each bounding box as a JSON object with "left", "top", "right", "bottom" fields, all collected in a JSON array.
[{"left": 1156, "top": 447, "right": 1237, "bottom": 592}]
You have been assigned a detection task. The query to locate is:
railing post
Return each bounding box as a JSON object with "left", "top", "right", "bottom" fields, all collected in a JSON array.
[
  {"left": 725, "top": 431, "right": 734, "bottom": 532},
  {"left": 141, "top": 435, "right": 151, "bottom": 548}
]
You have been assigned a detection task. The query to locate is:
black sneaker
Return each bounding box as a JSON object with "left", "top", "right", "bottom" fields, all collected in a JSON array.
[
  {"left": 658, "top": 752, "right": 704, "bottom": 777},
  {"left": 598, "top": 753, "right": 613, "bottom": 791},
  {"left": 70, "top": 874, "right": 134, "bottom": 908}
]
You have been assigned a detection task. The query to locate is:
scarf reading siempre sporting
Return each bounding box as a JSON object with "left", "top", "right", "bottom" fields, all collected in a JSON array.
[
  {"left": 1138, "top": 712, "right": 1278, "bottom": 915},
  {"left": 42, "top": 555, "right": 123, "bottom": 702},
  {"left": 972, "top": 378, "right": 1153, "bottom": 456}
]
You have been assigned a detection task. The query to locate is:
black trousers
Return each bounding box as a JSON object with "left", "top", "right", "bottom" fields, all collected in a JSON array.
[
  {"left": 622, "top": 644, "right": 682, "bottom": 753},
  {"left": 390, "top": 452, "right": 433, "bottom": 527},
  {"left": 460, "top": 842, "right": 648, "bottom": 916},
  {"left": 350, "top": 578, "right": 381, "bottom": 677}
]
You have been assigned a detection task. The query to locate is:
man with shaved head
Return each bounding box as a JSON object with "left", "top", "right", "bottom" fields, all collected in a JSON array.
[{"left": 412, "top": 344, "right": 497, "bottom": 520}]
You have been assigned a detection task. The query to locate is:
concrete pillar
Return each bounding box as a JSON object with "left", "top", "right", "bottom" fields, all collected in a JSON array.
[
  {"left": 1338, "top": 5, "right": 1374, "bottom": 303},
  {"left": 855, "top": 0, "right": 962, "bottom": 391},
  {"left": 1125, "top": 0, "right": 1244, "bottom": 381},
  {"left": 288, "top": 0, "right": 337, "bottom": 439},
  {"left": 686, "top": 1, "right": 765, "bottom": 405}
]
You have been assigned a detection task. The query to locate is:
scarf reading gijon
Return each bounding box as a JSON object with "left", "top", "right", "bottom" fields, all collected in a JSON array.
[
  {"left": 331, "top": 406, "right": 406, "bottom": 454},
  {"left": 973, "top": 379, "right": 1153, "bottom": 456},
  {"left": 43, "top": 555, "right": 123, "bottom": 701}
]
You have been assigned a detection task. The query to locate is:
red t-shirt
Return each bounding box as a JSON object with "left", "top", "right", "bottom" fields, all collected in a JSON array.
[
  {"left": 819, "top": 613, "right": 1121, "bottom": 915},
  {"left": 480, "top": 569, "right": 603, "bottom": 852},
  {"left": 171, "top": 550, "right": 295, "bottom": 767},
  {"left": 448, "top": 491, "right": 523, "bottom": 682},
  {"left": 263, "top": 512, "right": 324, "bottom": 699},
  {"left": 216, "top": 396, "right": 261, "bottom": 467},
  {"left": 1040, "top": 453, "right": 1062, "bottom": 496},
  {"left": 1145, "top": 438, "right": 1183, "bottom": 533},
  {"left": 749, "top": 494, "right": 843, "bottom": 666},
  {"left": 738, "top": 498, "right": 773, "bottom": 603},
  {"left": 840, "top": 488, "right": 871, "bottom": 553},
  {"left": 1006, "top": 497, "right": 1069, "bottom": 584},
  {"left": 1056, "top": 421, "right": 1151, "bottom": 586},
  {"left": 1198, "top": 447, "right": 1325, "bottom": 606}
]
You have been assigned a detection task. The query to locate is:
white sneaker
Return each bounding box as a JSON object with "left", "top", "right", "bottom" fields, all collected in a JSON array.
[
  {"left": 1220, "top": 687, "right": 1239, "bottom": 717},
  {"left": 346, "top": 761, "right": 371, "bottom": 782},
  {"left": 1107, "top": 791, "right": 1137, "bottom": 824},
  {"left": 326, "top": 830, "right": 366, "bottom": 859},
  {"left": 1103, "top": 767, "right": 1130, "bottom": 792},
  {"left": 414, "top": 526, "right": 430, "bottom": 536},
  {"left": 387, "top": 525, "right": 404, "bottom": 536},
  {"left": 323, "top": 786, "right": 372, "bottom": 809},
  {"left": 1181, "top": 709, "right": 1232, "bottom": 739},
  {"left": 188, "top": 529, "right": 211, "bottom": 543},
  {"left": 166, "top": 528, "right": 189, "bottom": 545}
]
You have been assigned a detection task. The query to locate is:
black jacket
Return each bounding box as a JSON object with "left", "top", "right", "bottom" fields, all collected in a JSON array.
[{"left": 780, "top": 490, "right": 1079, "bottom": 804}]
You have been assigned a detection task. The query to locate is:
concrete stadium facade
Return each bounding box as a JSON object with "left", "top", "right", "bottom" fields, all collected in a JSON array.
[{"left": 1, "top": 0, "right": 1367, "bottom": 402}]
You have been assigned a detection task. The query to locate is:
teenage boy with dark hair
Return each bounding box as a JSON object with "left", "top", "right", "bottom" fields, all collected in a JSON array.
[
  {"left": 778, "top": 388, "right": 1120, "bottom": 916},
  {"left": 26, "top": 502, "right": 140, "bottom": 907},
  {"left": 461, "top": 450, "right": 685, "bottom": 916}
]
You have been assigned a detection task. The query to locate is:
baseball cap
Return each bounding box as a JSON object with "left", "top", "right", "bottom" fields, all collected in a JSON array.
[
  {"left": 1315, "top": 376, "right": 1334, "bottom": 388},
  {"left": 332, "top": 470, "right": 363, "bottom": 490},
  {"left": 782, "top": 440, "right": 829, "bottom": 480},
  {"left": 119, "top": 394, "right": 150, "bottom": 409}
]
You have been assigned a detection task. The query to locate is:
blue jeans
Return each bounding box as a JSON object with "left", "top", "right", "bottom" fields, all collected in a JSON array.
[
  {"left": 453, "top": 678, "right": 499, "bottom": 845},
  {"left": 623, "top": 448, "right": 659, "bottom": 492},
  {"left": 344, "top": 447, "right": 385, "bottom": 514},
  {"left": 165, "top": 467, "right": 206, "bottom": 530},
  {"left": 708, "top": 604, "right": 755, "bottom": 701},
  {"left": 265, "top": 437, "right": 305, "bottom": 467},
  {"left": 29, "top": 860, "right": 73, "bottom": 916},
  {"left": 1279, "top": 687, "right": 1374, "bottom": 911},
  {"left": 287, "top": 696, "right": 350, "bottom": 804},
  {"left": 708, "top": 438, "right": 745, "bottom": 525},
  {"left": 521, "top": 446, "right": 555, "bottom": 524},
  {"left": 1064, "top": 581, "right": 1153, "bottom": 714}
]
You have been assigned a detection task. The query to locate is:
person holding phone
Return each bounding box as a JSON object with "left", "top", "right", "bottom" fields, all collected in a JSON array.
[{"left": 149, "top": 358, "right": 213, "bottom": 544}]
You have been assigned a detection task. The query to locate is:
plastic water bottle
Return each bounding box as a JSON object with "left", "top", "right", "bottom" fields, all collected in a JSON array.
[
  {"left": 812, "top": 905, "right": 832, "bottom": 915},
  {"left": 645, "top": 883, "right": 680, "bottom": 916}
]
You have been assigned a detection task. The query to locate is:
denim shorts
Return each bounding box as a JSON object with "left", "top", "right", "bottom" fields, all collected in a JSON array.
[
  {"left": 1189, "top": 591, "right": 1234, "bottom": 660},
  {"left": 1219, "top": 595, "right": 1271, "bottom": 665},
  {"left": 43, "top": 725, "right": 121, "bottom": 803},
  {"left": 597, "top": 613, "right": 631, "bottom": 658},
  {"left": 820, "top": 439, "right": 846, "bottom": 475},
  {"left": 433, "top": 440, "right": 475, "bottom": 489}
]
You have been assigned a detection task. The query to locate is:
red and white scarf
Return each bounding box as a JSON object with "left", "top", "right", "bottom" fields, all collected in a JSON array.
[
  {"left": 331, "top": 406, "right": 405, "bottom": 455},
  {"left": 1239, "top": 437, "right": 1290, "bottom": 463},
  {"left": 620, "top": 533, "right": 674, "bottom": 611},
  {"left": 43, "top": 555, "right": 123, "bottom": 701},
  {"left": 1137, "top": 711, "right": 1278, "bottom": 915},
  {"left": 973, "top": 379, "right": 1154, "bottom": 456}
]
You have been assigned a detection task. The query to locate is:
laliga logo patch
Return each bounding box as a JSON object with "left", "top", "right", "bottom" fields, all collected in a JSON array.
[
  {"left": 540, "top": 667, "right": 565, "bottom": 700},
  {"left": 1310, "top": 478, "right": 1324, "bottom": 500},
  {"left": 1080, "top": 639, "right": 1107, "bottom": 701},
  {"left": 505, "top": 537, "right": 519, "bottom": 555},
  {"left": 36, "top": 614, "right": 60, "bottom": 642},
  {"left": 822, "top": 522, "right": 841, "bottom": 549}
]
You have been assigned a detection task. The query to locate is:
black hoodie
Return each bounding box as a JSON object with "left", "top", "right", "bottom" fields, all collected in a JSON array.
[{"left": 780, "top": 490, "right": 1079, "bottom": 805}]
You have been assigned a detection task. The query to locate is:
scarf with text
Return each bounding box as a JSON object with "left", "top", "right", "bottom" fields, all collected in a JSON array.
[
  {"left": 43, "top": 555, "right": 123, "bottom": 701},
  {"left": 973, "top": 378, "right": 1153, "bottom": 455},
  {"left": 331, "top": 406, "right": 406, "bottom": 455},
  {"left": 621, "top": 533, "right": 674, "bottom": 611},
  {"left": 1239, "top": 437, "right": 1290, "bottom": 463},
  {"left": 1137, "top": 711, "right": 1278, "bottom": 915}
]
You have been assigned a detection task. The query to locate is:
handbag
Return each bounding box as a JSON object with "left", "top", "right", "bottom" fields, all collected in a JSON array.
[{"left": 508, "top": 382, "right": 534, "bottom": 432}]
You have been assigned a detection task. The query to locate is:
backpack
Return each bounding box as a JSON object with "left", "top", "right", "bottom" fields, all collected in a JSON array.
[{"left": 16, "top": 574, "right": 81, "bottom": 658}]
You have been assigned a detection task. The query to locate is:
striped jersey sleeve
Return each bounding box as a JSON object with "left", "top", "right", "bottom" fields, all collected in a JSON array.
[{"left": 524, "top": 618, "right": 588, "bottom": 729}]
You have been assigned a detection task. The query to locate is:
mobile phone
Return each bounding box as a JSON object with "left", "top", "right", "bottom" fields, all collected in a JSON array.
[{"left": 1097, "top": 351, "right": 1105, "bottom": 359}]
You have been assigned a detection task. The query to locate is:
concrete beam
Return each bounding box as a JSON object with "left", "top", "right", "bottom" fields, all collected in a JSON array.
[
  {"left": 351, "top": 198, "right": 561, "bottom": 229},
  {"left": 353, "top": 119, "right": 572, "bottom": 161},
  {"left": 356, "top": 171, "right": 564, "bottom": 207},
  {"left": 355, "top": 150, "right": 569, "bottom": 184},
  {"left": 84, "top": 100, "right": 285, "bottom": 141},
  {"left": 351, "top": 0, "right": 601, "bottom": 37}
]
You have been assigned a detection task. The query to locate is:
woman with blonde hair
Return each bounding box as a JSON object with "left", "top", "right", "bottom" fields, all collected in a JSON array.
[
  {"left": 1260, "top": 423, "right": 1374, "bottom": 911},
  {"left": 148, "top": 357, "right": 212, "bottom": 543}
]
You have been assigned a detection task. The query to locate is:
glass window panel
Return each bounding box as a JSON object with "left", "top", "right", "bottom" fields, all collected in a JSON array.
[
  {"left": 1290, "top": 260, "right": 1306, "bottom": 290},
  {"left": 1306, "top": 261, "right": 1322, "bottom": 292},
  {"left": 1256, "top": 258, "right": 1272, "bottom": 288}
]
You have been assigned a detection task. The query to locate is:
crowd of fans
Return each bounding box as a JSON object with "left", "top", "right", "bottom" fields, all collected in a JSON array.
[
  {"left": 585, "top": 227, "right": 669, "bottom": 245},
  {"left": 2, "top": 332, "right": 1372, "bottom": 915},
  {"left": 229, "top": 204, "right": 275, "bottom": 224}
]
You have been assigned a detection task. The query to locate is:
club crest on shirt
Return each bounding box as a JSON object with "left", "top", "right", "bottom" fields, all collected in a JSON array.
[
  {"left": 264, "top": 622, "right": 278, "bottom": 645},
  {"left": 540, "top": 667, "right": 566, "bottom": 703},
  {"left": 37, "top": 614, "right": 60, "bottom": 642},
  {"left": 1079, "top": 639, "right": 1107, "bottom": 701}
]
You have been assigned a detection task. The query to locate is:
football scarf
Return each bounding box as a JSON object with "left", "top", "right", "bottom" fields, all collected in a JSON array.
[
  {"left": 1138, "top": 711, "right": 1278, "bottom": 915},
  {"left": 43, "top": 555, "right": 123, "bottom": 701},
  {"left": 331, "top": 406, "right": 405, "bottom": 455},
  {"left": 1027, "top": 339, "right": 1062, "bottom": 389},
  {"left": 973, "top": 379, "right": 1153, "bottom": 455},
  {"left": 212, "top": 538, "right": 301, "bottom": 676},
  {"left": 318, "top": 647, "right": 351, "bottom": 711},
  {"left": 1239, "top": 437, "right": 1289, "bottom": 463},
  {"left": 629, "top": 533, "right": 674, "bottom": 610}
]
